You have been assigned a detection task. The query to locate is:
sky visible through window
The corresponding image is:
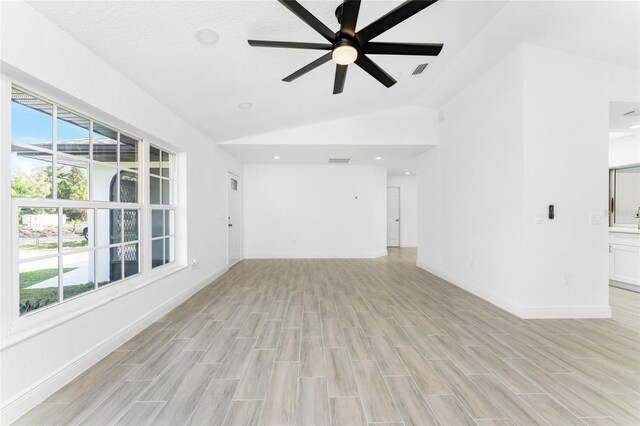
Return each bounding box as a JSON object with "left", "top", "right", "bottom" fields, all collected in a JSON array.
[
  {"left": 12, "top": 102, "right": 90, "bottom": 144},
  {"left": 11, "top": 102, "right": 52, "bottom": 145}
]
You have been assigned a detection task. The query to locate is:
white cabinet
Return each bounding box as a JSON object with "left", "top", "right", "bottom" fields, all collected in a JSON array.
[{"left": 609, "top": 231, "right": 640, "bottom": 290}]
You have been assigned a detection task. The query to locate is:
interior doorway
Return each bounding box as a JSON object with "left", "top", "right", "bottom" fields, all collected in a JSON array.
[
  {"left": 387, "top": 187, "right": 400, "bottom": 247},
  {"left": 228, "top": 172, "right": 243, "bottom": 267}
]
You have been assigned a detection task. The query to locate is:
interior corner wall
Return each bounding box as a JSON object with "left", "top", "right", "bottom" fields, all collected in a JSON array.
[
  {"left": 243, "top": 164, "right": 387, "bottom": 258},
  {"left": 417, "top": 46, "right": 526, "bottom": 313},
  {"left": 520, "top": 44, "right": 639, "bottom": 317},
  {"left": 0, "top": 2, "right": 241, "bottom": 422},
  {"left": 387, "top": 175, "right": 418, "bottom": 247},
  {"left": 418, "top": 42, "right": 639, "bottom": 319}
]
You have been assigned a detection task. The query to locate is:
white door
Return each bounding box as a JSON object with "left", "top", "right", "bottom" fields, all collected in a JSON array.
[
  {"left": 228, "top": 172, "right": 242, "bottom": 266},
  {"left": 387, "top": 187, "right": 400, "bottom": 247}
]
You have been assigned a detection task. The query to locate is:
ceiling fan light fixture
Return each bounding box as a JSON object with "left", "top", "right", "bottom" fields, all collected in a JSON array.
[{"left": 332, "top": 44, "right": 358, "bottom": 65}]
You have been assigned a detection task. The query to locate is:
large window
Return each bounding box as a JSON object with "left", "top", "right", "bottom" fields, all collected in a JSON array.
[
  {"left": 150, "top": 146, "right": 176, "bottom": 269},
  {"left": 11, "top": 86, "right": 150, "bottom": 315}
]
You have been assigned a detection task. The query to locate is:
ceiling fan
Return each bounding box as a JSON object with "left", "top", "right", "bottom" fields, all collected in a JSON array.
[{"left": 248, "top": 0, "right": 443, "bottom": 94}]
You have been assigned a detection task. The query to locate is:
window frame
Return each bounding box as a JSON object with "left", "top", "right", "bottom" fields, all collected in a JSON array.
[
  {"left": 149, "top": 145, "right": 177, "bottom": 271},
  {"left": 2, "top": 78, "right": 184, "bottom": 335}
]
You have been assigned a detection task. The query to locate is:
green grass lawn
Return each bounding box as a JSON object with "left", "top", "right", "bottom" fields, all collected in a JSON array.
[
  {"left": 20, "top": 240, "right": 88, "bottom": 251},
  {"left": 19, "top": 267, "right": 95, "bottom": 314}
]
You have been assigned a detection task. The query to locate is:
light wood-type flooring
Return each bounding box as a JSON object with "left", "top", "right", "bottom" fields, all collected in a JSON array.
[{"left": 15, "top": 248, "right": 640, "bottom": 425}]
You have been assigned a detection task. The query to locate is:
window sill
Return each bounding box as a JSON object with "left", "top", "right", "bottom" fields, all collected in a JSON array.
[{"left": 1, "top": 263, "right": 188, "bottom": 351}]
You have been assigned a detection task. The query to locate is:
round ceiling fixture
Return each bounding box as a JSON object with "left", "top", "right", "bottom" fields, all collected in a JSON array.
[
  {"left": 196, "top": 28, "right": 220, "bottom": 45},
  {"left": 375, "top": 156, "right": 382, "bottom": 160},
  {"left": 404, "top": 171, "right": 411, "bottom": 175},
  {"left": 332, "top": 43, "right": 358, "bottom": 65},
  {"left": 273, "top": 156, "right": 281, "bottom": 160},
  {"left": 238, "top": 102, "right": 252, "bottom": 110}
]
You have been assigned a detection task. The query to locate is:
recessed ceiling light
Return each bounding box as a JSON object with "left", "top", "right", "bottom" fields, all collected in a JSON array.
[
  {"left": 375, "top": 156, "right": 382, "bottom": 160},
  {"left": 273, "top": 156, "right": 280, "bottom": 160},
  {"left": 196, "top": 28, "right": 219, "bottom": 45},
  {"left": 630, "top": 125, "right": 640, "bottom": 129},
  {"left": 238, "top": 102, "right": 252, "bottom": 110},
  {"left": 404, "top": 171, "right": 411, "bottom": 175}
]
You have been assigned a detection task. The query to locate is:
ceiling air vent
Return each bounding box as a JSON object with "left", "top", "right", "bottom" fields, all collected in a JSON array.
[
  {"left": 623, "top": 110, "right": 640, "bottom": 117},
  {"left": 412, "top": 63, "right": 429, "bottom": 75},
  {"left": 328, "top": 158, "right": 351, "bottom": 164}
]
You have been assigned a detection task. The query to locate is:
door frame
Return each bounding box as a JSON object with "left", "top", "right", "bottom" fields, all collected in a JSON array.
[
  {"left": 227, "top": 170, "right": 243, "bottom": 267},
  {"left": 387, "top": 186, "right": 400, "bottom": 247}
]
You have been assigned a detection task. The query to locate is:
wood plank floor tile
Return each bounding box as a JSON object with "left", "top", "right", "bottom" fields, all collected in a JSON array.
[
  {"left": 368, "top": 335, "right": 408, "bottom": 376},
  {"left": 325, "top": 348, "right": 359, "bottom": 397},
  {"left": 187, "top": 379, "right": 238, "bottom": 426},
  {"left": 151, "top": 363, "right": 219, "bottom": 425},
  {"left": 300, "top": 336, "right": 325, "bottom": 378},
  {"left": 330, "top": 397, "right": 367, "bottom": 426},
  {"left": 276, "top": 327, "right": 301, "bottom": 362},
  {"left": 425, "top": 395, "right": 475, "bottom": 426},
  {"left": 200, "top": 328, "right": 240, "bottom": 364},
  {"left": 384, "top": 375, "right": 438, "bottom": 425},
  {"left": 351, "top": 360, "right": 401, "bottom": 423},
  {"left": 18, "top": 250, "right": 639, "bottom": 426},
  {"left": 296, "top": 377, "right": 330, "bottom": 426},
  {"left": 222, "top": 400, "right": 263, "bottom": 426},
  {"left": 260, "top": 363, "right": 298, "bottom": 425},
  {"left": 234, "top": 349, "right": 276, "bottom": 399},
  {"left": 114, "top": 402, "right": 165, "bottom": 426}
]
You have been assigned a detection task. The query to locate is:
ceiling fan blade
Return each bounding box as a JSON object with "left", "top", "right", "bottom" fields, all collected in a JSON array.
[
  {"left": 362, "top": 42, "right": 443, "bottom": 56},
  {"left": 283, "top": 52, "right": 332, "bottom": 82},
  {"left": 340, "top": 0, "right": 361, "bottom": 38},
  {"left": 355, "top": 55, "right": 396, "bottom": 88},
  {"left": 333, "top": 64, "right": 348, "bottom": 94},
  {"left": 248, "top": 40, "right": 332, "bottom": 50},
  {"left": 278, "top": 0, "right": 338, "bottom": 43},
  {"left": 356, "top": 0, "right": 438, "bottom": 44}
]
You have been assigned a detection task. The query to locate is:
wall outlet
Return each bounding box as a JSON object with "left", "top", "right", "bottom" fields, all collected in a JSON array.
[
  {"left": 563, "top": 273, "right": 570, "bottom": 287},
  {"left": 192, "top": 258, "right": 198, "bottom": 267}
]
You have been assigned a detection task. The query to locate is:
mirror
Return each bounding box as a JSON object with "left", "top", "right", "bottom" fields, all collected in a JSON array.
[{"left": 610, "top": 165, "right": 640, "bottom": 226}]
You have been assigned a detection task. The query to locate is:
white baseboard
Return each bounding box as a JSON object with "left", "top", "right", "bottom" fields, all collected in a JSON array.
[
  {"left": 245, "top": 250, "right": 388, "bottom": 259},
  {"left": 0, "top": 265, "right": 228, "bottom": 425},
  {"left": 416, "top": 261, "right": 611, "bottom": 319}
]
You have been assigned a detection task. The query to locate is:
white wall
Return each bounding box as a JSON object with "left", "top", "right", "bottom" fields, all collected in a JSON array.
[
  {"left": 417, "top": 43, "right": 639, "bottom": 318},
  {"left": 387, "top": 175, "right": 418, "bottom": 247},
  {"left": 219, "top": 106, "right": 439, "bottom": 146},
  {"left": 520, "top": 44, "right": 630, "bottom": 315},
  {"left": 610, "top": 137, "right": 640, "bottom": 167},
  {"left": 0, "top": 3, "right": 241, "bottom": 422},
  {"left": 417, "top": 46, "right": 526, "bottom": 311},
  {"left": 243, "top": 165, "right": 387, "bottom": 258}
]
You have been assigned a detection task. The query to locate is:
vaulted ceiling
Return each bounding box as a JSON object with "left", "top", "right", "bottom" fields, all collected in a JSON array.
[{"left": 27, "top": 1, "right": 640, "bottom": 143}]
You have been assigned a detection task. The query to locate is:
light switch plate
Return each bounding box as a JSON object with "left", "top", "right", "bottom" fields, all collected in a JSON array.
[
  {"left": 590, "top": 213, "right": 602, "bottom": 224},
  {"left": 534, "top": 213, "right": 543, "bottom": 224}
]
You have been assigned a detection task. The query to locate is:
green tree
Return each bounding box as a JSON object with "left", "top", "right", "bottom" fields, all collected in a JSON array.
[
  {"left": 57, "top": 166, "right": 88, "bottom": 200},
  {"left": 11, "top": 165, "right": 52, "bottom": 199}
]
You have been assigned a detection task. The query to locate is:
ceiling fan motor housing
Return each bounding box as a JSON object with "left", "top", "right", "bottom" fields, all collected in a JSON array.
[
  {"left": 335, "top": 3, "right": 344, "bottom": 24},
  {"left": 247, "top": 0, "right": 444, "bottom": 94}
]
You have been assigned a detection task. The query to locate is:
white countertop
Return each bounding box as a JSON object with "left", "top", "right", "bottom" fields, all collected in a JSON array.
[{"left": 609, "top": 227, "right": 640, "bottom": 234}]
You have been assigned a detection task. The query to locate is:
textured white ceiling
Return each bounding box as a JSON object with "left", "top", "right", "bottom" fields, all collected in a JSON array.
[
  {"left": 27, "top": 0, "right": 507, "bottom": 142},
  {"left": 27, "top": 1, "right": 640, "bottom": 144}
]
